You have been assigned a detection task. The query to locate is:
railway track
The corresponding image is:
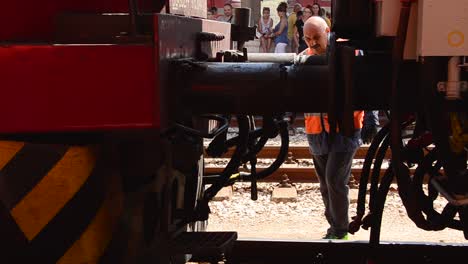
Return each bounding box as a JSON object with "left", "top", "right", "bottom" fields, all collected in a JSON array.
[
  {"left": 204, "top": 160, "right": 416, "bottom": 183},
  {"left": 204, "top": 144, "right": 428, "bottom": 183},
  {"left": 214, "top": 144, "right": 391, "bottom": 160},
  {"left": 204, "top": 122, "right": 432, "bottom": 183}
]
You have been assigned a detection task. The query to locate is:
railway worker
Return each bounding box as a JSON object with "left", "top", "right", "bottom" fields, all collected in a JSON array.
[{"left": 302, "top": 17, "right": 364, "bottom": 240}]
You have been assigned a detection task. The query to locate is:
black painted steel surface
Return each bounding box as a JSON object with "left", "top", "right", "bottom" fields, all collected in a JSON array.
[
  {"left": 231, "top": 239, "right": 468, "bottom": 264},
  {"left": 183, "top": 59, "right": 422, "bottom": 114}
]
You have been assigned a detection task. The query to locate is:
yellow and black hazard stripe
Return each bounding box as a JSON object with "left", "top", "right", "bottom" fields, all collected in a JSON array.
[{"left": 0, "top": 141, "right": 124, "bottom": 264}]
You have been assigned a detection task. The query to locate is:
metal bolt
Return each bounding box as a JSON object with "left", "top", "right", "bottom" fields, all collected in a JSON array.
[
  {"left": 285, "top": 152, "right": 295, "bottom": 164},
  {"left": 279, "top": 174, "right": 292, "bottom": 188}
]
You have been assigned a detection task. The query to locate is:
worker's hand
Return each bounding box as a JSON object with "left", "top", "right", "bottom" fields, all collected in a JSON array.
[{"left": 361, "top": 125, "right": 378, "bottom": 145}]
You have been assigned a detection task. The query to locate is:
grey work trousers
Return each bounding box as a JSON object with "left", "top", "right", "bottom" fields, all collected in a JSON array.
[{"left": 312, "top": 150, "right": 357, "bottom": 237}]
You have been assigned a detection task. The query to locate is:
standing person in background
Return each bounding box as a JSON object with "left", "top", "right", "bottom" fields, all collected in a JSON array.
[
  {"left": 258, "top": 7, "right": 274, "bottom": 53},
  {"left": 208, "top": 9, "right": 213, "bottom": 20},
  {"left": 320, "top": 8, "right": 331, "bottom": 27},
  {"left": 311, "top": 3, "right": 321, "bottom": 17},
  {"left": 207, "top": 9, "right": 215, "bottom": 20},
  {"left": 287, "top": 3, "right": 302, "bottom": 53},
  {"left": 209, "top": 6, "right": 219, "bottom": 20},
  {"left": 291, "top": 11, "right": 303, "bottom": 53},
  {"left": 303, "top": 17, "right": 364, "bottom": 240},
  {"left": 269, "top": 2, "right": 288, "bottom": 53},
  {"left": 294, "top": 5, "right": 313, "bottom": 54},
  {"left": 311, "top": 3, "right": 331, "bottom": 28},
  {"left": 217, "top": 3, "right": 234, "bottom": 23}
]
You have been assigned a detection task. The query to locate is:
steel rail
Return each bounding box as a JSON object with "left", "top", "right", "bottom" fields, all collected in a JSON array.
[
  {"left": 213, "top": 145, "right": 394, "bottom": 160},
  {"left": 204, "top": 165, "right": 419, "bottom": 184}
]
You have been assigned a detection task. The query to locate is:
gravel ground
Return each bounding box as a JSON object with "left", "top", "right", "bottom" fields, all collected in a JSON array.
[
  {"left": 206, "top": 183, "right": 468, "bottom": 244},
  {"left": 204, "top": 125, "right": 466, "bottom": 244},
  {"left": 204, "top": 127, "right": 310, "bottom": 147},
  {"left": 205, "top": 158, "right": 372, "bottom": 168}
]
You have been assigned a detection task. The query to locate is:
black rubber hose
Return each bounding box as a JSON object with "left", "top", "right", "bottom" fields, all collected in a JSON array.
[
  {"left": 432, "top": 204, "right": 462, "bottom": 231},
  {"left": 427, "top": 161, "right": 441, "bottom": 201},
  {"left": 204, "top": 115, "right": 249, "bottom": 200},
  {"left": 250, "top": 157, "right": 258, "bottom": 201},
  {"left": 173, "top": 114, "right": 230, "bottom": 139},
  {"left": 244, "top": 134, "right": 269, "bottom": 162},
  {"left": 412, "top": 149, "right": 439, "bottom": 211},
  {"left": 362, "top": 120, "right": 414, "bottom": 230},
  {"left": 204, "top": 116, "right": 275, "bottom": 179},
  {"left": 349, "top": 125, "right": 390, "bottom": 234},
  {"left": 206, "top": 127, "right": 269, "bottom": 159},
  {"left": 396, "top": 151, "right": 433, "bottom": 230},
  {"left": 238, "top": 120, "right": 289, "bottom": 181},
  {"left": 369, "top": 167, "right": 394, "bottom": 245},
  {"left": 225, "top": 128, "right": 268, "bottom": 148},
  {"left": 182, "top": 115, "right": 248, "bottom": 224},
  {"left": 241, "top": 116, "right": 276, "bottom": 164},
  {"left": 369, "top": 136, "right": 391, "bottom": 214},
  {"left": 362, "top": 135, "right": 391, "bottom": 231},
  {"left": 205, "top": 115, "right": 231, "bottom": 158},
  {"left": 246, "top": 116, "right": 259, "bottom": 201},
  {"left": 412, "top": 149, "right": 462, "bottom": 231}
]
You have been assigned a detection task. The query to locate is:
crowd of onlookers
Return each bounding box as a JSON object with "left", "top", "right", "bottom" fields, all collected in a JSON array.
[
  {"left": 207, "top": 2, "right": 332, "bottom": 54},
  {"left": 207, "top": 4, "right": 234, "bottom": 23},
  {"left": 257, "top": 2, "right": 331, "bottom": 54}
]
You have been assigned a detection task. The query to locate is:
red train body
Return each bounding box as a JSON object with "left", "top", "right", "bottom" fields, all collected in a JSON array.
[{"left": 0, "top": 0, "right": 228, "bottom": 133}]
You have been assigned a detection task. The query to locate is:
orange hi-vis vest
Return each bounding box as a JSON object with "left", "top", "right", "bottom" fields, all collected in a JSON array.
[
  {"left": 305, "top": 47, "right": 315, "bottom": 56},
  {"left": 303, "top": 48, "right": 364, "bottom": 134},
  {"left": 304, "top": 112, "right": 364, "bottom": 134}
]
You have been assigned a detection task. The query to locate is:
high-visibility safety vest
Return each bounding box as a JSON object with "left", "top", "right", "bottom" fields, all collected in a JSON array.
[
  {"left": 302, "top": 47, "right": 364, "bottom": 134},
  {"left": 305, "top": 47, "right": 315, "bottom": 56},
  {"left": 304, "top": 112, "right": 364, "bottom": 134}
]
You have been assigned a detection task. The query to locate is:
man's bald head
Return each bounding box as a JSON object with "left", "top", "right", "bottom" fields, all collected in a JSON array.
[
  {"left": 304, "top": 17, "right": 328, "bottom": 35},
  {"left": 303, "top": 17, "right": 330, "bottom": 55}
]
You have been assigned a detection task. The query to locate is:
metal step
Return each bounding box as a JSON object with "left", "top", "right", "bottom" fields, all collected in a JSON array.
[{"left": 170, "top": 231, "right": 237, "bottom": 262}]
